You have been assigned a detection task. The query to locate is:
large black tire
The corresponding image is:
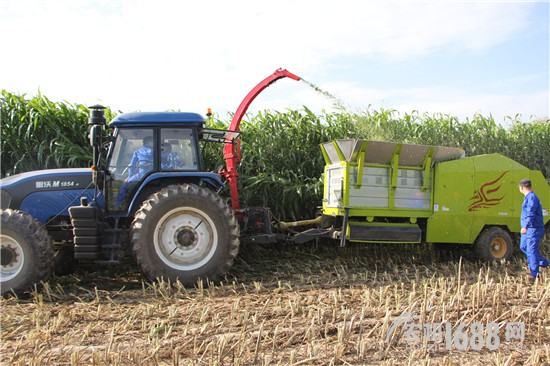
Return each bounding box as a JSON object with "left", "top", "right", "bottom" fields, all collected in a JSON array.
[
  {"left": 131, "top": 184, "right": 240, "bottom": 286},
  {"left": 1, "top": 209, "right": 54, "bottom": 296},
  {"left": 474, "top": 226, "right": 513, "bottom": 263}
]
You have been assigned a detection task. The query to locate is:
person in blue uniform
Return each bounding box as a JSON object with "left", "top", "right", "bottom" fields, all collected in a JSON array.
[
  {"left": 116, "top": 136, "right": 154, "bottom": 207},
  {"left": 161, "top": 142, "right": 183, "bottom": 170},
  {"left": 127, "top": 136, "right": 155, "bottom": 181},
  {"left": 518, "top": 179, "right": 549, "bottom": 282}
]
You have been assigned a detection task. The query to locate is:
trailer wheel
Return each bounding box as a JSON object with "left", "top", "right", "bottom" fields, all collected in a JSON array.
[
  {"left": 131, "top": 184, "right": 240, "bottom": 286},
  {"left": 474, "top": 227, "right": 513, "bottom": 262},
  {"left": 0, "top": 209, "right": 54, "bottom": 296}
]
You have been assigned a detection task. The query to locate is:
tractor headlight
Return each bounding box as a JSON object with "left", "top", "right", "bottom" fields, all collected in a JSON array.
[{"left": 0, "top": 190, "right": 11, "bottom": 209}]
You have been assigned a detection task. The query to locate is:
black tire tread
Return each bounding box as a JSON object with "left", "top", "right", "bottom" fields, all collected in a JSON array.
[
  {"left": 130, "top": 184, "right": 239, "bottom": 285},
  {"left": 0, "top": 209, "right": 54, "bottom": 296},
  {"left": 474, "top": 226, "right": 513, "bottom": 262}
]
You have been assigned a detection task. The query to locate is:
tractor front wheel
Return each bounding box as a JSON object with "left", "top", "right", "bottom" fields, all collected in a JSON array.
[
  {"left": 0, "top": 209, "right": 54, "bottom": 296},
  {"left": 474, "top": 226, "right": 513, "bottom": 263},
  {"left": 131, "top": 184, "right": 240, "bottom": 286}
]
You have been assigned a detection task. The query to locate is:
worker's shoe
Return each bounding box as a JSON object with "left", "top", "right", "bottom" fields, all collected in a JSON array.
[{"left": 527, "top": 275, "right": 541, "bottom": 285}]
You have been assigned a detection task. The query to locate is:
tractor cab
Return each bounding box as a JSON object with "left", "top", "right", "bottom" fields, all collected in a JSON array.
[
  {"left": 64, "top": 107, "right": 242, "bottom": 267},
  {"left": 104, "top": 112, "right": 205, "bottom": 213},
  {"left": 88, "top": 108, "right": 238, "bottom": 216}
]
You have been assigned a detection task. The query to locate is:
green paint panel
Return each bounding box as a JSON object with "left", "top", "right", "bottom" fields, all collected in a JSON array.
[
  {"left": 427, "top": 153, "right": 550, "bottom": 244},
  {"left": 426, "top": 158, "right": 475, "bottom": 243},
  {"left": 468, "top": 154, "right": 549, "bottom": 241}
]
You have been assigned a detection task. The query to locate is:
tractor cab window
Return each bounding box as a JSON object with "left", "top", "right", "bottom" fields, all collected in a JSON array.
[
  {"left": 160, "top": 128, "right": 198, "bottom": 171},
  {"left": 107, "top": 128, "right": 155, "bottom": 211}
]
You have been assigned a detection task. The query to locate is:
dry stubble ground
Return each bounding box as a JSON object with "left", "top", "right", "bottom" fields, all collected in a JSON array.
[{"left": 1, "top": 239, "right": 549, "bottom": 366}]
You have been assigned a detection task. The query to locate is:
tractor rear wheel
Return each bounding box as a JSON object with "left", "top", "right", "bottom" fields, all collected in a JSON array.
[
  {"left": 131, "top": 184, "right": 240, "bottom": 286},
  {"left": 1, "top": 209, "right": 54, "bottom": 296},
  {"left": 474, "top": 226, "right": 513, "bottom": 263}
]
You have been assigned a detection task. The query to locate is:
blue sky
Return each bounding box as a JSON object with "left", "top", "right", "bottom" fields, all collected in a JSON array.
[{"left": 1, "top": 0, "right": 548, "bottom": 124}]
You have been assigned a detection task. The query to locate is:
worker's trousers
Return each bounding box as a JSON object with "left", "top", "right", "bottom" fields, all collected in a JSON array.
[{"left": 520, "top": 227, "right": 549, "bottom": 277}]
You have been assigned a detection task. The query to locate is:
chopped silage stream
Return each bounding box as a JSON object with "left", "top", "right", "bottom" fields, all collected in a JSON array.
[{"left": 1, "top": 241, "right": 549, "bottom": 366}]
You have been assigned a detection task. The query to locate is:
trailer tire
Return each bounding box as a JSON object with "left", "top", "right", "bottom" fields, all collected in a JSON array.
[
  {"left": 1, "top": 209, "right": 54, "bottom": 296},
  {"left": 131, "top": 184, "right": 239, "bottom": 286},
  {"left": 474, "top": 227, "right": 513, "bottom": 263}
]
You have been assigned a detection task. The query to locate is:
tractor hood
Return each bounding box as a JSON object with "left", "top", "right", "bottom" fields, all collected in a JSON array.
[
  {"left": 1, "top": 168, "right": 94, "bottom": 191},
  {"left": 0, "top": 169, "right": 102, "bottom": 221}
]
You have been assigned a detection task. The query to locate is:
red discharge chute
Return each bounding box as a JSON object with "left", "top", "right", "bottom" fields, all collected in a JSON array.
[{"left": 222, "top": 68, "right": 300, "bottom": 211}]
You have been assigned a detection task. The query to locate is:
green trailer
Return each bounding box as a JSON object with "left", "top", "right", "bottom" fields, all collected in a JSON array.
[{"left": 294, "top": 139, "right": 550, "bottom": 261}]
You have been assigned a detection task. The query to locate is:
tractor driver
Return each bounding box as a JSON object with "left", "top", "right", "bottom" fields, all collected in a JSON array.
[
  {"left": 161, "top": 142, "right": 183, "bottom": 170},
  {"left": 115, "top": 136, "right": 154, "bottom": 207},
  {"left": 127, "top": 136, "right": 154, "bottom": 181}
]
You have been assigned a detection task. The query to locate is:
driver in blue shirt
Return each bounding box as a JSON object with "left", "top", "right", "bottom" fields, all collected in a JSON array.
[
  {"left": 127, "top": 136, "right": 154, "bottom": 181},
  {"left": 116, "top": 136, "right": 154, "bottom": 207},
  {"left": 161, "top": 142, "right": 183, "bottom": 170}
]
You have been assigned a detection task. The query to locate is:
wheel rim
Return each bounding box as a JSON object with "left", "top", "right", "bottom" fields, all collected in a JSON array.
[
  {"left": 154, "top": 207, "right": 218, "bottom": 271},
  {"left": 1, "top": 234, "right": 25, "bottom": 282},
  {"left": 489, "top": 237, "right": 507, "bottom": 259}
]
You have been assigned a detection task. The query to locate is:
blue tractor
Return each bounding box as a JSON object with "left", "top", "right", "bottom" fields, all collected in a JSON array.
[
  {"left": 0, "top": 106, "right": 243, "bottom": 295},
  {"left": 0, "top": 69, "right": 300, "bottom": 296}
]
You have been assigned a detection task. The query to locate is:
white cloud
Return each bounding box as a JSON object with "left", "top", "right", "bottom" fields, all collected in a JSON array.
[{"left": 0, "top": 0, "right": 543, "bottom": 121}]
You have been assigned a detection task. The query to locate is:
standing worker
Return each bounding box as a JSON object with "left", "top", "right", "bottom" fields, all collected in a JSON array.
[{"left": 518, "top": 179, "right": 549, "bottom": 283}]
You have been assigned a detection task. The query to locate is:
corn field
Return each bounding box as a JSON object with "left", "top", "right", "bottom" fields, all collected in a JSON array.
[
  {"left": 0, "top": 91, "right": 117, "bottom": 176},
  {"left": 1, "top": 91, "right": 550, "bottom": 365},
  {"left": 1, "top": 90, "right": 549, "bottom": 221}
]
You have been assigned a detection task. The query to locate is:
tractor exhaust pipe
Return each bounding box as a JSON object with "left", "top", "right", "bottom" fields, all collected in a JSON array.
[{"left": 88, "top": 105, "right": 106, "bottom": 195}]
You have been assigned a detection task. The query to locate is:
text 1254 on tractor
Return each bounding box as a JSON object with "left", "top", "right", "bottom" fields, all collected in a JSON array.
[{"left": 0, "top": 69, "right": 300, "bottom": 296}]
